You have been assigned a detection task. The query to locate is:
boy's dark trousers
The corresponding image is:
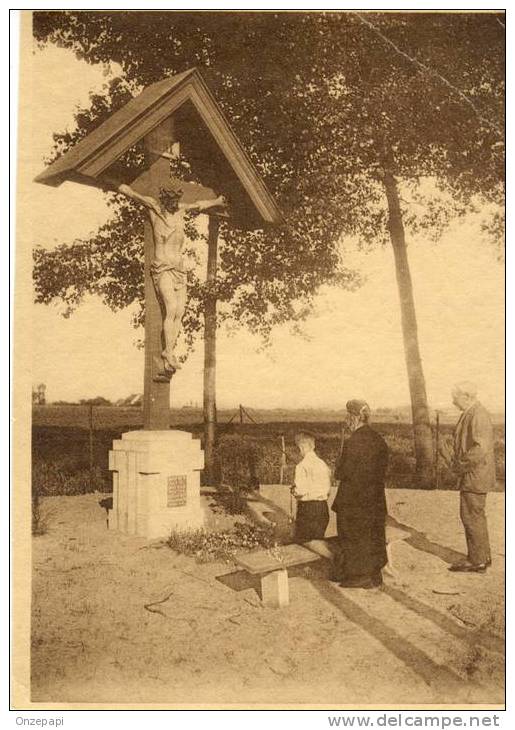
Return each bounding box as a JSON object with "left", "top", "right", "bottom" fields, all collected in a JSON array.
[{"left": 295, "top": 500, "right": 329, "bottom": 542}]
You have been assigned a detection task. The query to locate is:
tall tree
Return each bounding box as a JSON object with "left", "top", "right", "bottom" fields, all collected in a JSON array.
[
  {"left": 33, "top": 11, "right": 504, "bottom": 483},
  {"left": 302, "top": 11, "right": 504, "bottom": 482}
]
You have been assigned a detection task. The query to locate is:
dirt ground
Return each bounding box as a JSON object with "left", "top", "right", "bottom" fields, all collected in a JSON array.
[{"left": 31, "top": 488, "right": 504, "bottom": 707}]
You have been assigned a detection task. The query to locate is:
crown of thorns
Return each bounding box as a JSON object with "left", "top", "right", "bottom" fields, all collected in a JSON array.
[{"left": 159, "top": 186, "right": 183, "bottom": 199}]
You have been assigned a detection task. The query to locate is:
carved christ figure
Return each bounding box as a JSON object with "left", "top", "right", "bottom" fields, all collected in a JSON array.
[{"left": 118, "top": 183, "right": 226, "bottom": 376}]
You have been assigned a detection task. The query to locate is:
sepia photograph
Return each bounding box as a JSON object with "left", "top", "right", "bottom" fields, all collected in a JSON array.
[{"left": 12, "top": 8, "right": 505, "bottom": 710}]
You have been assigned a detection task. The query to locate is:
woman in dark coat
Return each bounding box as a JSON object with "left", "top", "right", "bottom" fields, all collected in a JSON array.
[{"left": 332, "top": 399, "right": 389, "bottom": 589}]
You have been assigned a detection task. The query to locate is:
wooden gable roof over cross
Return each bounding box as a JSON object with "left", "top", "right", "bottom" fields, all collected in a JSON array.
[{"left": 35, "top": 68, "right": 283, "bottom": 230}]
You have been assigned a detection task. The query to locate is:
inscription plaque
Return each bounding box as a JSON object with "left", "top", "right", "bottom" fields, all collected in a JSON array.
[{"left": 167, "top": 475, "right": 187, "bottom": 507}]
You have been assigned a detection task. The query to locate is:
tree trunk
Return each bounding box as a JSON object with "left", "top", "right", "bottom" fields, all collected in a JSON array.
[
  {"left": 203, "top": 216, "right": 220, "bottom": 485},
  {"left": 383, "top": 170, "right": 434, "bottom": 486}
]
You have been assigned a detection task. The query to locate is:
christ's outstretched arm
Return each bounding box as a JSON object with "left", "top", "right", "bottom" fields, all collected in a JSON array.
[
  {"left": 180, "top": 195, "right": 227, "bottom": 213},
  {"left": 118, "top": 184, "right": 161, "bottom": 216}
]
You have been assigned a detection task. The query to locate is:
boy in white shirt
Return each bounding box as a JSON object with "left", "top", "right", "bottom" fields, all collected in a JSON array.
[{"left": 291, "top": 431, "right": 331, "bottom": 542}]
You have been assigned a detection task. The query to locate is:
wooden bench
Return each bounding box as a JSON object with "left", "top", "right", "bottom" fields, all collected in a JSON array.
[
  {"left": 233, "top": 526, "right": 411, "bottom": 607},
  {"left": 233, "top": 543, "right": 323, "bottom": 608}
]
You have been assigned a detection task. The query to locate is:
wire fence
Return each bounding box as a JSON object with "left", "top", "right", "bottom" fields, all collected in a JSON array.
[{"left": 31, "top": 404, "right": 505, "bottom": 495}]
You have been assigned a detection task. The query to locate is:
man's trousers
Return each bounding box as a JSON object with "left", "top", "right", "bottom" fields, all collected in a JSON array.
[{"left": 460, "top": 491, "right": 491, "bottom": 565}]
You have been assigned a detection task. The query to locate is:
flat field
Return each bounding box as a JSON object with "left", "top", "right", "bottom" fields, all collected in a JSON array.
[{"left": 31, "top": 405, "right": 505, "bottom": 494}]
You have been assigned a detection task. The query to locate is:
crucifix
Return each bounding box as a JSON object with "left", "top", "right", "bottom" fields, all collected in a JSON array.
[
  {"left": 114, "top": 122, "right": 226, "bottom": 430},
  {"left": 35, "top": 68, "right": 282, "bottom": 519}
]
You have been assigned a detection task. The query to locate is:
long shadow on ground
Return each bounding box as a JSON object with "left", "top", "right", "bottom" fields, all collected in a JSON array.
[
  {"left": 308, "top": 569, "right": 479, "bottom": 693},
  {"left": 382, "top": 584, "right": 504, "bottom": 655},
  {"left": 386, "top": 515, "right": 466, "bottom": 565}
]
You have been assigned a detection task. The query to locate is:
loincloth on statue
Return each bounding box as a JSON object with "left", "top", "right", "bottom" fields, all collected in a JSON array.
[{"left": 150, "top": 260, "right": 187, "bottom": 291}]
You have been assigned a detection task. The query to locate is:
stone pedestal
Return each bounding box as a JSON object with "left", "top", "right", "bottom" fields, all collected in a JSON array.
[{"left": 108, "top": 430, "right": 204, "bottom": 540}]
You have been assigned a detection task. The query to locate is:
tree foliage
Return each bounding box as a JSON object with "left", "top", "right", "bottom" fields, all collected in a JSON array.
[
  {"left": 33, "top": 11, "right": 504, "bottom": 348},
  {"left": 32, "top": 12, "right": 363, "bottom": 350}
]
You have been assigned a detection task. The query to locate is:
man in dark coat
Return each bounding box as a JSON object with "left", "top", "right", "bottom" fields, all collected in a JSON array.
[{"left": 332, "top": 399, "right": 389, "bottom": 589}]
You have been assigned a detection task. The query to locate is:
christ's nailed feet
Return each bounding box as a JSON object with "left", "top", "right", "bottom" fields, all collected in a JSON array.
[
  {"left": 152, "top": 356, "right": 174, "bottom": 382},
  {"left": 153, "top": 372, "right": 172, "bottom": 383}
]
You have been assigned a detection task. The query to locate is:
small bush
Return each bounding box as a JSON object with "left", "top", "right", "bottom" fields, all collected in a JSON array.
[
  {"left": 494, "top": 437, "right": 505, "bottom": 480},
  {"left": 32, "top": 489, "right": 46, "bottom": 536},
  {"left": 32, "top": 486, "right": 54, "bottom": 536},
  {"left": 167, "top": 521, "right": 278, "bottom": 563},
  {"left": 32, "top": 459, "right": 107, "bottom": 496},
  {"left": 217, "top": 436, "right": 263, "bottom": 490},
  {"left": 210, "top": 490, "right": 248, "bottom": 515}
]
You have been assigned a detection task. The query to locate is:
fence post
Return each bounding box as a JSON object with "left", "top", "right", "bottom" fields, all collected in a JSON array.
[
  {"left": 279, "top": 435, "right": 286, "bottom": 484},
  {"left": 339, "top": 423, "right": 346, "bottom": 458},
  {"left": 435, "top": 410, "right": 440, "bottom": 490},
  {"left": 89, "top": 403, "right": 94, "bottom": 493}
]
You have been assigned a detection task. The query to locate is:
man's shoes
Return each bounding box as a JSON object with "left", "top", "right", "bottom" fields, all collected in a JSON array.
[
  {"left": 340, "top": 580, "right": 383, "bottom": 591},
  {"left": 153, "top": 372, "right": 172, "bottom": 383},
  {"left": 448, "top": 561, "right": 487, "bottom": 573},
  {"left": 339, "top": 575, "right": 383, "bottom": 589},
  {"left": 362, "top": 580, "right": 383, "bottom": 591}
]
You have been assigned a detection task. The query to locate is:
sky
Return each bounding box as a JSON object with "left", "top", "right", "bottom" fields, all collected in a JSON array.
[{"left": 25, "top": 45, "right": 505, "bottom": 412}]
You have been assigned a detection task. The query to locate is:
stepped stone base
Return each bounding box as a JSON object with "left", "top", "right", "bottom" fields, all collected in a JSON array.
[{"left": 108, "top": 430, "right": 204, "bottom": 540}]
